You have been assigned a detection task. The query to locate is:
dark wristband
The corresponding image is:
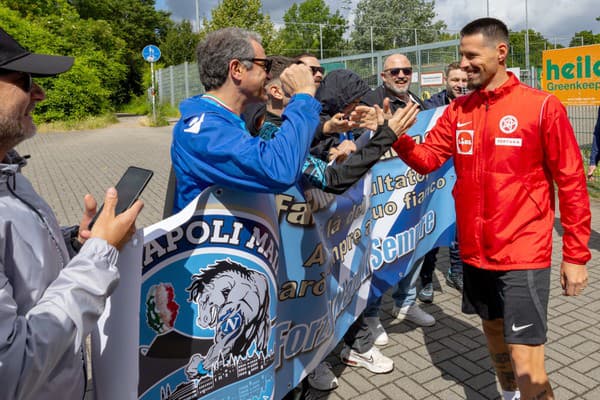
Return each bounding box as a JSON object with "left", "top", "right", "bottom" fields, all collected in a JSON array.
[{"left": 69, "top": 227, "right": 83, "bottom": 253}]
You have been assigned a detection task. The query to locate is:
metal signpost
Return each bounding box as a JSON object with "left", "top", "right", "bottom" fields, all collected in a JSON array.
[{"left": 142, "top": 44, "right": 161, "bottom": 124}]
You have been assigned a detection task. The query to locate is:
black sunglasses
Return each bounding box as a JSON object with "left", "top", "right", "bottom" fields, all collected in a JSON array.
[
  {"left": 385, "top": 67, "right": 413, "bottom": 76},
  {"left": 241, "top": 58, "right": 273, "bottom": 74},
  {"left": 309, "top": 66, "right": 325, "bottom": 75},
  {"left": 295, "top": 61, "right": 324, "bottom": 75},
  {"left": 0, "top": 69, "right": 33, "bottom": 92}
]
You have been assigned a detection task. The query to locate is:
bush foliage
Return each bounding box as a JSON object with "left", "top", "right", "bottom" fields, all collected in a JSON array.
[{"left": 0, "top": 0, "right": 168, "bottom": 122}]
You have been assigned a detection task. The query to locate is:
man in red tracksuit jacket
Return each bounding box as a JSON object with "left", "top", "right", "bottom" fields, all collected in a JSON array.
[{"left": 392, "top": 18, "right": 590, "bottom": 400}]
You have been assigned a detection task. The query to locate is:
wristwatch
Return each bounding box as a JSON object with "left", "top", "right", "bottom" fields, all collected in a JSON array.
[{"left": 69, "top": 227, "right": 83, "bottom": 253}]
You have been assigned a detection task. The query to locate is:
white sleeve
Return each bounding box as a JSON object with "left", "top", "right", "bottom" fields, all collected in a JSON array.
[{"left": 0, "top": 238, "right": 119, "bottom": 399}]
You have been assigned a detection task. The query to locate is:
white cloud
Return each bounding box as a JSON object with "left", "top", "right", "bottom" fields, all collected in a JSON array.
[
  {"left": 158, "top": 0, "right": 600, "bottom": 45},
  {"left": 435, "top": 0, "right": 599, "bottom": 44}
]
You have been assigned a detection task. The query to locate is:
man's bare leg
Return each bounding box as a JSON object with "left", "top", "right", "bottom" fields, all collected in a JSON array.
[
  {"left": 482, "top": 319, "right": 554, "bottom": 399},
  {"left": 482, "top": 319, "right": 518, "bottom": 391},
  {"left": 508, "top": 343, "right": 554, "bottom": 400}
]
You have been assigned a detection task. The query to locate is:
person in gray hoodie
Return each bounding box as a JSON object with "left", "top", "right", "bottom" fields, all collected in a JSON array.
[{"left": 0, "top": 27, "right": 142, "bottom": 399}]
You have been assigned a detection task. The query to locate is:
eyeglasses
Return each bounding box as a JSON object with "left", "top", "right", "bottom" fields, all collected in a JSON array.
[
  {"left": 384, "top": 67, "right": 413, "bottom": 76},
  {"left": 0, "top": 69, "right": 33, "bottom": 92},
  {"left": 309, "top": 66, "right": 325, "bottom": 75},
  {"left": 295, "top": 61, "right": 325, "bottom": 75},
  {"left": 241, "top": 58, "right": 272, "bottom": 74}
]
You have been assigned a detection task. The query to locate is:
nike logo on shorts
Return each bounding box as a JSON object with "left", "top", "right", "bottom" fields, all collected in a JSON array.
[
  {"left": 457, "top": 121, "right": 472, "bottom": 127},
  {"left": 511, "top": 323, "right": 533, "bottom": 332}
]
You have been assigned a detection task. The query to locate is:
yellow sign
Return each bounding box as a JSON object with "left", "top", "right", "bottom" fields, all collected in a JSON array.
[{"left": 541, "top": 44, "right": 600, "bottom": 106}]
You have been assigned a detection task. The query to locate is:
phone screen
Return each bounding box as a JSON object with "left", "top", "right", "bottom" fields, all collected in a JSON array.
[{"left": 88, "top": 166, "right": 153, "bottom": 229}]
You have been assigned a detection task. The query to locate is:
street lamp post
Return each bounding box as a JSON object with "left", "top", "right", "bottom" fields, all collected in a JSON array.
[
  {"left": 525, "top": 0, "right": 531, "bottom": 86},
  {"left": 195, "top": 0, "right": 200, "bottom": 33},
  {"left": 319, "top": 24, "right": 323, "bottom": 60},
  {"left": 370, "top": 26, "right": 375, "bottom": 75},
  {"left": 486, "top": 0, "right": 489, "bottom": 16}
]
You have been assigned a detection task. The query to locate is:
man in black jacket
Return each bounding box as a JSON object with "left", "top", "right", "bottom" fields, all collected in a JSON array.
[
  {"left": 362, "top": 53, "right": 426, "bottom": 112},
  {"left": 361, "top": 53, "right": 436, "bottom": 347},
  {"left": 263, "top": 62, "right": 419, "bottom": 394}
]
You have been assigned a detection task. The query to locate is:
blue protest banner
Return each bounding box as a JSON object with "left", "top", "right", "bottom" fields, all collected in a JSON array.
[{"left": 92, "top": 107, "right": 456, "bottom": 400}]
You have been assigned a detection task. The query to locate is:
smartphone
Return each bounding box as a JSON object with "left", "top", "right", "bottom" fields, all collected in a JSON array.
[{"left": 88, "top": 166, "right": 154, "bottom": 229}]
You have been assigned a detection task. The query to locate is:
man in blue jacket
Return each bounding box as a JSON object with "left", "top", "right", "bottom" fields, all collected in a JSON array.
[
  {"left": 360, "top": 53, "right": 435, "bottom": 345},
  {"left": 171, "top": 28, "right": 320, "bottom": 211},
  {"left": 586, "top": 106, "right": 600, "bottom": 180}
]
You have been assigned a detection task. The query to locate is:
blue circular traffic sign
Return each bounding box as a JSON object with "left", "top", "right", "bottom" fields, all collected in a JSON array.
[{"left": 142, "top": 45, "right": 161, "bottom": 63}]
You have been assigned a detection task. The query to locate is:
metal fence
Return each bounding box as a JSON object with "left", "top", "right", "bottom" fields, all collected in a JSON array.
[
  {"left": 156, "top": 41, "right": 598, "bottom": 148},
  {"left": 319, "top": 39, "right": 462, "bottom": 98},
  {"left": 157, "top": 62, "right": 204, "bottom": 108},
  {"left": 569, "top": 105, "right": 598, "bottom": 148},
  {"left": 156, "top": 39, "right": 463, "bottom": 106}
]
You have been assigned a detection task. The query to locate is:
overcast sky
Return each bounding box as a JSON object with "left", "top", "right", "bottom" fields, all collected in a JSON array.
[{"left": 157, "top": 0, "right": 599, "bottom": 45}]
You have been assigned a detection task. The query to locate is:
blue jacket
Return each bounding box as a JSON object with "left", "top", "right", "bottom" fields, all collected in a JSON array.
[
  {"left": 424, "top": 90, "right": 450, "bottom": 109},
  {"left": 171, "top": 94, "right": 321, "bottom": 212},
  {"left": 589, "top": 107, "right": 600, "bottom": 166}
]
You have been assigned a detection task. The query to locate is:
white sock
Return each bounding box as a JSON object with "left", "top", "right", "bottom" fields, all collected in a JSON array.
[{"left": 503, "top": 390, "right": 520, "bottom": 400}]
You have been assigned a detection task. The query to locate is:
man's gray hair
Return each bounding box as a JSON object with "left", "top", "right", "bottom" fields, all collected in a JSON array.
[{"left": 196, "top": 27, "right": 262, "bottom": 91}]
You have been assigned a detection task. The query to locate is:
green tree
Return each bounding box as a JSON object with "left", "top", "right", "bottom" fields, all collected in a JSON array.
[
  {"left": 508, "top": 29, "right": 553, "bottom": 69},
  {"left": 569, "top": 30, "right": 600, "bottom": 47},
  {"left": 0, "top": 3, "right": 122, "bottom": 121},
  {"left": 36, "top": 57, "right": 112, "bottom": 121},
  {"left": 199, "top": 0, "right": 282, "bottom": 54},
  {"left": 5, "top": 0, "right": 130, "bottom": 107},
  {"left": 1, "top": 0, "right": 78, "bottom": 19},
  {"left": 69, "top": 0, "right": 172, "bottom": 101},
  {"left": 159, "top": 20, "right": 199, "bottom": 66},
  {"left": 437, "top": 31, "right": 458, "bottom": 41},
  {"left": 350, "top": 0, "right": 447, "bottom": 53},
  {"left": 70, "top": 0, "right": 171, "bottom": 52},
  {"left": 278, "top": 0, "right": 348, "bottom": 58},
  {"left": 569, "top": 16, "right": 600, "bottom": 47},
  {"left": 49, "top": 17, "right": 128, "bottom": 106}
]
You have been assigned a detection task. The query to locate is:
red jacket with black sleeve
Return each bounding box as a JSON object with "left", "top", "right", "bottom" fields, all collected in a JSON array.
[{"left": 392, "top": 73, "right": 591, "bottom": 271}]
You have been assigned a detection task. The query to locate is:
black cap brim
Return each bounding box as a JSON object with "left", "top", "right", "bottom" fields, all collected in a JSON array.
[{"left": 2, "top": 53, "right": 74, "bottom": 77}]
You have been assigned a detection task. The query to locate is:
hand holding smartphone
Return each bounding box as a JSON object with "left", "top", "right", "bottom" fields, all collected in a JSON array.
[{"left": 88, "top": 166, "right": 153, "bottom": 229}]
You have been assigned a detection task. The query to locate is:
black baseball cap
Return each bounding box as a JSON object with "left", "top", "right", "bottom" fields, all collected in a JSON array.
[{"left": 0, "top": 27, "right": 74, "bottom": 77}]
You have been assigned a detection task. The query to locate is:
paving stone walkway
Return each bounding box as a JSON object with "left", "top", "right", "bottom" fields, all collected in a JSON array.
[{"left": 16, "top": 117, "right": 600, "bottom": 399}]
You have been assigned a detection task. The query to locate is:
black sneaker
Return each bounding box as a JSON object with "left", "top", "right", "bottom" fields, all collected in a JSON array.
[
  {"left": 446, "top": 272, "right": 463, "bottom": 291},
  {"left": 417, "top": 283, "right": 434, "bottom": 303}
]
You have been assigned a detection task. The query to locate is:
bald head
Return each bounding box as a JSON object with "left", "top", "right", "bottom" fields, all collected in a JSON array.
[
  {"left": 381, "top": 53, "right": 413, "bottom": 100},
  {"left": 383, "top": 54, "right": 411, "bottom": 71}
]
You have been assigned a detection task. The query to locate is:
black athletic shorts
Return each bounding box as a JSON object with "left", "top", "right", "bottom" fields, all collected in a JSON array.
[{"left": 462, "top": 263, "right": 550, "bottom": 345}]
